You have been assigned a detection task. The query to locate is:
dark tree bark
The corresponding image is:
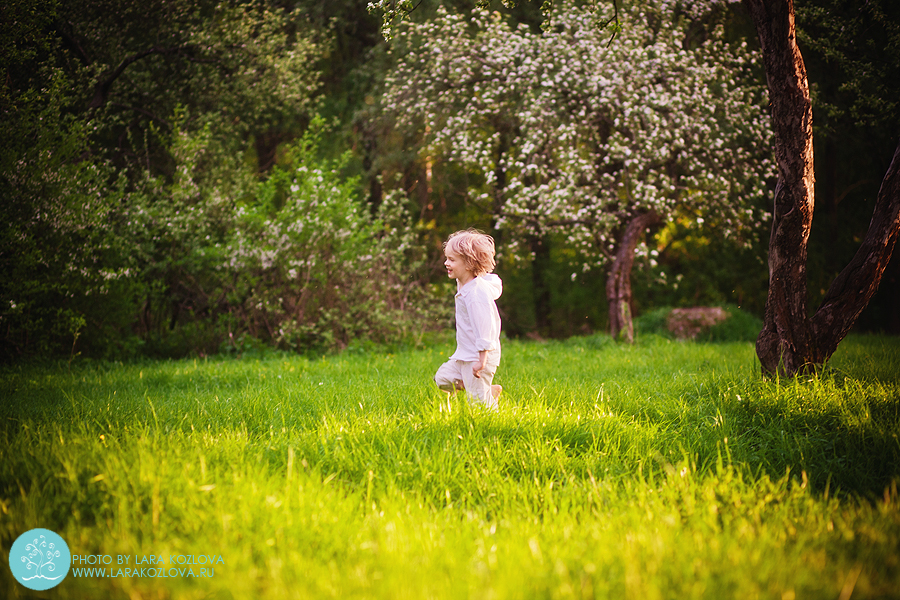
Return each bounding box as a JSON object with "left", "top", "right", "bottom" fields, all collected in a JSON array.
[
  {"left": 606, "top": 210, "right": 659, "bottom": 342},
  {"left": 745, "top": 0, "right": 900, "bottom": 376}
]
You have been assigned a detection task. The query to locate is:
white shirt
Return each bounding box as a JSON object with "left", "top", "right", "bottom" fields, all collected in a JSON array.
[{"left": 450, "top": 273, "right": 503, "bottom": 362}]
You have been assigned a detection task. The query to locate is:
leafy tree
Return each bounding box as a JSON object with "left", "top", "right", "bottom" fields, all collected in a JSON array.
[
  {"left": 379, "top": 0, "right": 772, "bottom": 341},
  {"left": 1, "top": 0, "right": 131, "bottom": 358},
  {"left": 2, "top": 1, "right": 354, "bottom": 359},
  {"left": 50, "top": 0, "right": 323, "bottom": 177}
]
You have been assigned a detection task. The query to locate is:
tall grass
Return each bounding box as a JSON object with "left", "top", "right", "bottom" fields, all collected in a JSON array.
[{"left": 1, "top": 334, "right": 898, "bottom": 599}]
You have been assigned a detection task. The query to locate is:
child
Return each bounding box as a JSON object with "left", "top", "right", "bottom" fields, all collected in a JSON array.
[{"left": 433, "top": 229, "right": 503, "bottom": 410}]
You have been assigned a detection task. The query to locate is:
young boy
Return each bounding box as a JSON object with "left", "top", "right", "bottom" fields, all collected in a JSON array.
[{"left": 433, "top": 229, "right": 503, "bottom": 410}]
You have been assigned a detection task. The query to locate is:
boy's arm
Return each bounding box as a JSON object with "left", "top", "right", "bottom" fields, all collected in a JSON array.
[{"left": 472, "top": 350, "right": 488, "bottom": 378}]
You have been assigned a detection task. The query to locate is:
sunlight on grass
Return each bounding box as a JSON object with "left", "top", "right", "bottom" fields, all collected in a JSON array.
[{"left": 1, "top": 335, "right": 898, "bottom": 598}]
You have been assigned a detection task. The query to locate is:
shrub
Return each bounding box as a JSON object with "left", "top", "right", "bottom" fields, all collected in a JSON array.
[
  {"left": 223, "top": 122, "right": 445, "bottom": 352},
  {"left": 633, "top": 307, "right": 676, "bottom": 339},
  {"left": 634, "top": 305, "right": 762, "bottom": 343},
  {"left": 702, "top": 305, "right": 763, "bottom": 343}
]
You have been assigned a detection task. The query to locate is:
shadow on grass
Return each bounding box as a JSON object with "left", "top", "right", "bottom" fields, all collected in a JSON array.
[{"left": 726, "top": 391, "right": 900, "bottom": 499}]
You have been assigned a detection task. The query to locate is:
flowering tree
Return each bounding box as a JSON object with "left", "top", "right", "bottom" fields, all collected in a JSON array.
[{"left": 380, "top": 0, "right": 773, "bottom": 340}]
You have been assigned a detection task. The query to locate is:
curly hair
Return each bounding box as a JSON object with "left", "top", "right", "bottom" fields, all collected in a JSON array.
[{"left": 443, "top": 229, "right": 496, "bottom": 276}]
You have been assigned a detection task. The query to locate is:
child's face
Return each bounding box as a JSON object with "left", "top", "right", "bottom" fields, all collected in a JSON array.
[{"left": 444, "top": 250, "right": 474, "bottom": 282}]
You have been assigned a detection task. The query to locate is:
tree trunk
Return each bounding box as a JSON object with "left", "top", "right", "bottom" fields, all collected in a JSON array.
[
  {"left": 490, "top": 131, "right": 510, "bottom": 246},
  {"left": 606, "top": 210, "right": 660, "bottom": 342},
  {"left": 745, "top": 0, "right": 816, "bottom": 375},
  {"left": 745, "top": 0, "right": 900, "bottom": 376},
  {"left": 529, "top": 233, "right": 552, "bottom": 336}
]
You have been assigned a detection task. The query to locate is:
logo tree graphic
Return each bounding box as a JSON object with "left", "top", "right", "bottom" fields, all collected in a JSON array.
[
  {"left": 20, "top": 534, "right": 62, "bottom": 581},
  {"left": 9, "top": 528, "right": 70, "bottom": 590}
]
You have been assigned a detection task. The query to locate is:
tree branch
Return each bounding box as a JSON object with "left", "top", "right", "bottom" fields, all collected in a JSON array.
[
  {"left": 89, "top": 46, "right": 196, "bottom": 109},
  {"left": 835, "top": 179, "right": 870, "bottom": 206},
  {"left": 55, "top": 22, "right": 92, "bottom": 66},
  {"left": 811, "top": 139, "right": 900, "bottom": 348},
  {"left": 597, "top": 0, "right": 621, "bottom": 48}
]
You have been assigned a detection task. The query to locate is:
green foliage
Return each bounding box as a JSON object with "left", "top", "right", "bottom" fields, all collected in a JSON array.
[
  {"left": 52, "top": 0, "right": 324, "bottom": 175},
  {"left": 634, "top": 210, "right": 770, "bottom": 318},
  {"left": 797, "top": 0, "right": 900, "bottom": 131},
  {"left": 1, "top": 2, "right": 443, "bottom": 360},
  {"left": 0, "top": 38, "right": 135, "bottom": 358},
  {"left": 497, "top": 236, "right": 611, "bottom": 338},
  {"left": 1, "top": 336, "right": 899, "bottom": 597}
]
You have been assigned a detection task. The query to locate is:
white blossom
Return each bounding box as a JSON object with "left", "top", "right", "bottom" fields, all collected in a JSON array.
[{"left": 382, "top": 0, "right": 773, "bottom": 267}]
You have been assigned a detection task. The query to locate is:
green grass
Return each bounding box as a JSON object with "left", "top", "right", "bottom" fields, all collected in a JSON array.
[{"left": 2, "top": 334, "right": 899, "bottom": 599}]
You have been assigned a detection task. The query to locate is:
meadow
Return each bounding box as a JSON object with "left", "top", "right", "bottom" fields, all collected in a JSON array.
[{"left": 1, "top": 334, "right": 899, "bottom": 599}]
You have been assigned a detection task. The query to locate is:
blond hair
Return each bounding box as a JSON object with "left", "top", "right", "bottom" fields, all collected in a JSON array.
[{"left": 443, "top": 229, "right": 496, "bottom": 276}]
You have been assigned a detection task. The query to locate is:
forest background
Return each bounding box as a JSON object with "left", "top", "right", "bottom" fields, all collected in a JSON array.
[{"left": 2, "top": 0, "right": 899, "bottom": 362}]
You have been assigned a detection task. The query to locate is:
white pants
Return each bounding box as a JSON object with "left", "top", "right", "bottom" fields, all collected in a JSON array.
[{"left": 433, "top": 351, "right": 500, "bottom": 410}]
